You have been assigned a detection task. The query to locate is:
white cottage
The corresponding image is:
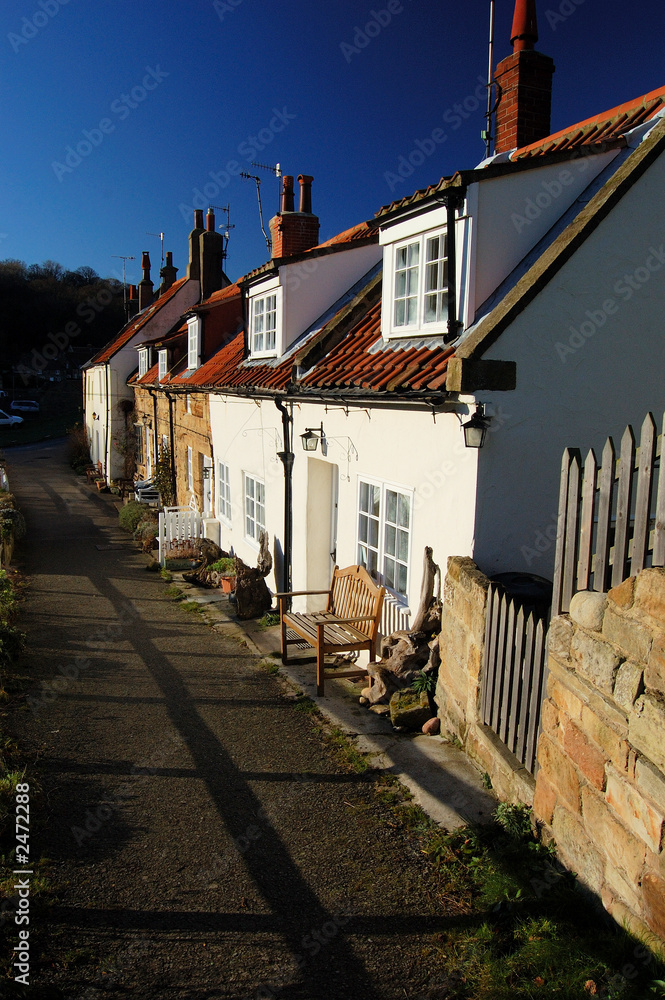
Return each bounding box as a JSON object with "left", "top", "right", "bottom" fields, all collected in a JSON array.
[
  {"left": 194, "top": 72, "right": 665, "bottom": 627},
  {"left": 83, "top": 252, "right": 198, "bottom": 482}
]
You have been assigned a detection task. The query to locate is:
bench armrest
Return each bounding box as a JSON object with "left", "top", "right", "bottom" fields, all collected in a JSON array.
[
  {"left": 317, "top": 615, "right": 378, "bottom": 626},
  {"left": 276, "top": 590, "right": 330, "bottom": 598}
]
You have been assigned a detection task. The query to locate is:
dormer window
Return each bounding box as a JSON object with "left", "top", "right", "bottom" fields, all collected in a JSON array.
[
  {"left": 187, "top": 316, "right": 201, "bottom": 369},
  {"left": 251, "top": 293, "right": 277, "bottom": 355},
  {"left": 388, "top": 227, "right": 449, "bottom": 336},
  {"left": 158, "top": 350, "right": 167, "bottom": 382},
  {"left": 138, "top": 348, "right": 149, "bottom": 378}
]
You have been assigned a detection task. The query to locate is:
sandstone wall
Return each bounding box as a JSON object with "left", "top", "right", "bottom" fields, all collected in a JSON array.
[{"left": 534, "top": 569, "right": 665, "bottom": 945}]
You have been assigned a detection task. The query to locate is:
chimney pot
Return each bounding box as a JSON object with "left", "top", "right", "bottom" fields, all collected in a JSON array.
[
  {"left": 511, "top": 0, "right": 538, "bottom": 50},
  {"left": 194, "top": 209, "right": 204, "bottom": 230},
  {"left": 493, "top": 0, "right": 554, "bottom": 153},
  {"left": 138, "top": 252, "right": 153, "bottom": 310},
  {"left": 166, "top": 251, "right": 173, "bottom": 267},
  {"left": 298, "top": 174, "right": 313, "bottom": 214},
  {"left": 206, "top": 209, "right": 215, "bottom": 232},
  {"left": 281, "top": 176, "right": 295, "bottom": 213}
]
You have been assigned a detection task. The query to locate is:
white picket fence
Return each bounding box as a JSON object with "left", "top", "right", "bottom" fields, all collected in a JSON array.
[
  {"left": 158, "top": 506, "right": 203, "bottom": 566},
  {"left": 379, "top": 593, "right": 411, "bottom": 641}
]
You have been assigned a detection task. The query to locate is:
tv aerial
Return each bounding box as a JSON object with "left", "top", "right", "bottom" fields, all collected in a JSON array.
[
  {"left": 146, "top": 231, "right": 165, "bottom": 267},
  {"left": 208, "top": 204, "right": 235, "bottom": 264},
  {"left": 240, "top": 162, "right": 283, "bottom": 254}
]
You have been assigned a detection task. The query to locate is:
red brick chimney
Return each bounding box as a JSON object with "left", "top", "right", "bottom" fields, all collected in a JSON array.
[
  {"left": 269, "top": 174, "right": 320, "bottom": 258},
  {"left": 138, "top": 251, "right": 153, "bottom": 311},
  {"left": 493, "top": 0, "right": 555, "bottom": 154}
]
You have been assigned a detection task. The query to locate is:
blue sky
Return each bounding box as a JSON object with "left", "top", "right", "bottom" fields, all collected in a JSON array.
[{"left": 2, "top": 0, "right": 664, "bottom": 285}]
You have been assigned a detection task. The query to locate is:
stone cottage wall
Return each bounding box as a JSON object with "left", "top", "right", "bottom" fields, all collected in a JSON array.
[
  {"left": 534, "top": 569, "right": 665, "bottom": 944},
  {"left": 436, "top": 556, "right": 535, "bottom": 805}
]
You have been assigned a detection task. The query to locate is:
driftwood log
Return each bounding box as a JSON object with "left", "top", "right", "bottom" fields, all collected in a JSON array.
[
  {"left": 182, "top": 539, "right": 225, "bottom": 585},
  {"left": 235, "top": 530, "right": 273, "bottom": 620},
  {"left": 362, "top": 546, "right": 442, "bottom": 705}
]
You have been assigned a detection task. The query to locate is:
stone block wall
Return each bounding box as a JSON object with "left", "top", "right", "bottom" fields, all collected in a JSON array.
[
  {"left": 534, "top": 569, "right": 665, "bottom": 945},
  {"left": 436, "top": 556, "right": 535, "bottom": 805}
]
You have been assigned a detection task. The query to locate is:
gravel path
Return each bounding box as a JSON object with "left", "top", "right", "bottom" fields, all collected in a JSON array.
[{"left": 5, "top": 441, "right": 455, "bottom": 1000}]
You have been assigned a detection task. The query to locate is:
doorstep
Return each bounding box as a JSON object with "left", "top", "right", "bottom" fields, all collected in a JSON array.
[{"left": 172, "top": 574, "right": 497, "bottom": 831}]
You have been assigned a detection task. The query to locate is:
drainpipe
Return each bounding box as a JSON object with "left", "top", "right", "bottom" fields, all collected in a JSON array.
[
  {"left": 274, "top": 396, "right": 294, "bottom": 606},
  {"left": 166, "top": 391, "right": 177, "bottom": 504},
  {"left": 443, "top": 190, "right": 464, "bottom": 344},
  {"left": 104, "top": 365, "right": 111, "bottom": 482},
  {"left": 147, "top": 389, "right": 159, "bottom": 481}
]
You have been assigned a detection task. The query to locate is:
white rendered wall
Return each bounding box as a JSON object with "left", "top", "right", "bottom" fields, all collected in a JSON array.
[
  {"left": 280, "top": 244, "right": 382, "bottom": 352},
  {"left": 472, "top": 152, "right": 619, "bottom": 308},
  {"left": 475, "top": 149, "right": 665, "bottom": 580},
  {"left": 209, "top": 393, "right": 479, "bottom": 610},
  {"left": 83, "top": 279, "right": 199, "bottom": 481}
]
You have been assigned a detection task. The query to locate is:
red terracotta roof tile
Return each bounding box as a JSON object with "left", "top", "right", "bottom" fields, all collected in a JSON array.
[
  {"left": 314, "top": 221, "right": 374, "bottom": 248},
  {"left": 376, "top": 85, "right": 665, "bottom": 218},
  {"left": 512, "top": 85, "right": 665, "bottom": 160},
  {"left": 86, "top": 278, "right": 191, "bottom": 365},
  {"left": 300, "top": 302, "right": 454, "bottom": 395}
]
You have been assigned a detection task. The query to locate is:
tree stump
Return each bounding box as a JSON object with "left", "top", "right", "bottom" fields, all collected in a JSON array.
[{"left": 235, "top": 531, "right": 273, "bottom": 620}]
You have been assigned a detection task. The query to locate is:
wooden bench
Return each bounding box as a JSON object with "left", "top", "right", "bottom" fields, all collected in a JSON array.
[{"left": 278, "top": 565, "right": 385, "bottom": 696}]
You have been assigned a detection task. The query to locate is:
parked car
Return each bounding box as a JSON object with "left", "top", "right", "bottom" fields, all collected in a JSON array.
[
  {"left": 10, "top": 400, "right": 39, "bottom": 412},
  {"left": 0, "top": 409, "right": 23, "bottom": 426}
]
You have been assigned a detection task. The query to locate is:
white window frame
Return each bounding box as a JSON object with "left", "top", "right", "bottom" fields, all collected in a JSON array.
[
  {"left": 357, "top": 478, "right": 412, "bottom": 599},
  {"left": 187, "top": 446, "right": 193, "bottom": 491},
  {"left": 187, "top": 316, "right": 201, "bottom": 369},
  {"left": 138, "top": 348, "right": 149, "bottom": 378},
  {"left": 217, "top": 461, "right": 232, "bottom": 523},
  {"left": 387, "top": 225, "right": 449, "bottom": 337},
  {"left": 248, "top": 285, "right": 281, "bottom": 358},
  {"left": 158, "top": 350, "right": 167, "bottom": 382},
  {"left": 186, "top": 393, "right": 191, "bottom": 414},
  {"left": 244, "top": 473, "right": 266, "bottom": 543}
]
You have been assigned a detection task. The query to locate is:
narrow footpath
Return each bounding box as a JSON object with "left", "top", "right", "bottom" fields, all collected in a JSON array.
[{"left": 5, "top": 441, "right": 460, "bottom": 1000}]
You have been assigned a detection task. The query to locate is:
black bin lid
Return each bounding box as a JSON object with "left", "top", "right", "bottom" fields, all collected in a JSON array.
[{"left": 490, "top": 572, "right": 553, "bottom": 605}]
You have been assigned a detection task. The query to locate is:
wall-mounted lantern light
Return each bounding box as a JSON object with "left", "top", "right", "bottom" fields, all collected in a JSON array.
[
  {"left": 202, "top": 466, "right": 211, "bottom": 480},
  {"left": 300, "top": 423, "right": 324, "bottom": 452},
  {"left": 462, "top": 403, "right": 491, "bottom": 449}
]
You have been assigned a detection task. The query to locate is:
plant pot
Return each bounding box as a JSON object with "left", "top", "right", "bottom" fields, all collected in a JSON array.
[{"left": 220, "top": 574, "right": 236, "bottom": 593}]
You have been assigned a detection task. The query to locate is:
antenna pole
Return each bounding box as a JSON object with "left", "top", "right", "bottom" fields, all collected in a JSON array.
[
  {"left": 146, "top": 231, "right": 165, "bottom": 267},
  {"left": 240, "top": 173, "right": 272, "bottom": 253},
  {"left": 484, "top": 0, "right": 496, "bottom": 158},
  {"left": 111, "top": 254, "right": 135, "bottom": 321}
]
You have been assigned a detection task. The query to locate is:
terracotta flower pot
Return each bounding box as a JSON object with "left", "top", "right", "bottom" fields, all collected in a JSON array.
[{"left": 220, "top": 574, "right": 236, "bottom": 593}]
